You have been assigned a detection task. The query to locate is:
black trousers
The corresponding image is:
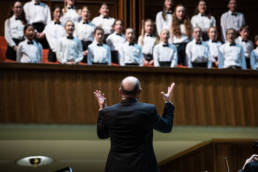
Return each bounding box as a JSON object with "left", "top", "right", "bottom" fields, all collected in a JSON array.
[
  {"left": 226, "top": 65, "right": 241, "bottom": 69},
  {"left": 81, "top": 40, "right": 92, "bottom": 63},
  {"left": 174, "top": 42, "right": 187, "bottom": 65},
  {"left": 32, "top": 22, "right": 49, "bottom": 49},
  {"left": 125, "top": 63, "right": 139, "bottom": 66},
  {"left": 246, "top": 57, "right": 250, "bottom": 69},
  {"left": 159, "top": 61, "right": 171, "bottom": 67},
  {"left": 92, "top": 62, "right": 108, "bottom": 65},
  {"left": 143, "top": 54, "right": 153, "bottom": 62},
  {"left": 6, "top": 38, "right": 24, "bottom": 60},
  {"left": 111, "top": 50, "right": 119, "bottom": 64},
  {"left": 48, "top": 48, "right": 57, "bottom": 62},
  {"left": 192, "top": 62, "right": 208, "bottom": 68},
  {"left": 202, "top": 32, "right": 209, "bottom": 41}
]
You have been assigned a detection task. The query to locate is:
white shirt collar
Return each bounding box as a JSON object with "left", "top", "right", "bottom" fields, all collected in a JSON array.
[
  {"left": 229, "top": 10, "right": 238, "bottom": 15},
  {"left": 100, "top": 15, "right": 109, "bottom": 19},
  {"left": 93, "top": 41, "right": 103, "bottom": 45},
  {"left": 193, "top": 39, "right": 202, "bottom": 44},
  {"left": 198, "top": 13, "right": 206, "bottom": 17}
]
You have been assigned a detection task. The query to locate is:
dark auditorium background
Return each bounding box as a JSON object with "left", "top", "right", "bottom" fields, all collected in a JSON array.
[{"left": 0, "top": 0, "right": 258, "bottom": 172}]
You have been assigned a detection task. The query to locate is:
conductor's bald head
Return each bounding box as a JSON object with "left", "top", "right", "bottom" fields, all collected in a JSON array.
[{"left": 120, "top": 76, "right": 141, "bottom": 98}]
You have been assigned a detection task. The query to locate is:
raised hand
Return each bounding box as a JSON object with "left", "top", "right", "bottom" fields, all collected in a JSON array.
[
  {"left": 161, "top": 82, "right": 175, "bottom": 103},
  {"left": 242, "top": 154, "right": 258, "bottom": 170},
  {"left": 94, "top": 90, "right": 107, "bottom": 110}
]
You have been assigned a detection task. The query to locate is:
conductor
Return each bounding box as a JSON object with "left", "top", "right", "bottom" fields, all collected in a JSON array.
[{"left": 94, "top": 76, "right": 175, "bottom": 172}]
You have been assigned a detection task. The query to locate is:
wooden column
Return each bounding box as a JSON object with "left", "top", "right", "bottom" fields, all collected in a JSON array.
[{"left": 118, "top": 0, "right": 129, "bottom": 29}]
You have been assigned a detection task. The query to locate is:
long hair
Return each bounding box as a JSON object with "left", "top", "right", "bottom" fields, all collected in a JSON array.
[
  {"left": 171, "top": 4, "right": 192, "bottom": 39},
  {"left": 7, "top": 1, "right": 27, "bottom": 25},
  {"left": 194, "top": 0, "right": 212, "bottom": 19},
  {"left": 161, "top": 0, "right": 174, "bottom": 21},
  {"left": 139, "top": 19, "right": 159, "bottom": 46}
]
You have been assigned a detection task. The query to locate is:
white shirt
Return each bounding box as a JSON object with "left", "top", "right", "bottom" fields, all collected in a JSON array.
[
  {"left": 186, "top": 39, "right": 212, "bottom": 68},
  {"left": 235, "top": 36, "right": 254, "bottom": 58},
  {"left": 170, "top": 24, "right": 190, "bottom": 44},
  {"left": 4, "top": 15, "right": 25, "bottom": 47},
  {"left": 87, "top": 41, "right": 111, "bottom": 65},
  {"left": 16, "top": 39, "right": 42, "bottom": 63},
  {"left": 191, "top": 13, "right": 216, "bottom": 33},
  {"left": 23, "top": 0, "right": 51, "bottom": 25},
  {"left": 56, "top": 36, "right": 83, "bottom": 64},
  {"left": 155, "top": 11, "right": 173, "bottom": 36},
  {"left": 137, "top": 34, "right": 156, "bottom": 55},
  {"left": 250, "top": 47, "right": 258, "bottom": 70},
  {"left": 92, "top": 15, "right": 115, "bottom": 34},
  {"left": 61, "top": 7, "right": 81, "bottom": 25},
  {"left": 75, "top": 21, "right": 95, "bottom": 42},
  {"left": 219, "top": 42, "right": 246, "bottom": 69},
  {"left": 43, "top": 21, "right": 66, "bottom": 52},
  {"left": 220, "top": 11, "right": 245, "bottom": 41},
  {"left": 206, "top": 40, "right": 222, "bottom": 62},
  {"left": 153, "top": 42, "right": 178, "bottom": 68},
  {"left": 106, "top": 32, "right": 126, "bottom": 51},
  {"left": 119, "top": 42, "right": 144, "bottom": 66}
]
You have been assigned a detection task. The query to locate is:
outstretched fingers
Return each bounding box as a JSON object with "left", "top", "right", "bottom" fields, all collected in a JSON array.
[{"left": 168, "top": 83, "right": 175, "bottom": 96}]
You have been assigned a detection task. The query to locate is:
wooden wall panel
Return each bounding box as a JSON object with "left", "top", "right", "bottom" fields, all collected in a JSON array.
[
  {"left": 159, "top": 140, "right": 256, "bottom": 172},
  {"left": 0, "top": 63, "right": 258, "bottom": 126}
]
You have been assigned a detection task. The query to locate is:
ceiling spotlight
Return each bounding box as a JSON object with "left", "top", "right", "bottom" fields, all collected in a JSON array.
[{"left": 16, "top": 156, "right": 53, "bottom": 167}]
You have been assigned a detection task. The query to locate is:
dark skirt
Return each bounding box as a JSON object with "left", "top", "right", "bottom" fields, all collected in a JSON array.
[
  {"left": 226, "top": 65, "right": 241, "bottom": 69},
  {"left": 6, "top": 38, "right": 24, "bottom": 60},
  {"left": 111, "top": 50, "right": 119, "bottom": 64},
  {"left": 48, "top": 48, "right": 57, "bottom": 62},
  {"left": 202, "top": 32, "right": 209, "bottom": 41},
  {"left": 174, "top": 42, "right": 187, "bottom": 66},
  {"left": 192, "top": 62, "right": 208, "bottom": 68},
  {"left": 125, "top": 63, "right": 139, "bottom": 66},
  {"left": 159, "top": 61, "right": 171, "bottom": 67},
  {"left": 246, "top": 57, "right": 250, "bottom": 69},
  {"left": 143, "top": 54, "right": 153, "bottom": 62}
]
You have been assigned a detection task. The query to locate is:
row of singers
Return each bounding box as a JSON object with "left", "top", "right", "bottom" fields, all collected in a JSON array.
[
  {"left": 4, "top": 0, "right": 258, "bottom": 69},
  {"left": 12, "top": 20, "right": 258, "bottom": 70}
]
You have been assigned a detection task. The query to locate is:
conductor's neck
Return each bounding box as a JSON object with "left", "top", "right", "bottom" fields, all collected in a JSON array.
[{"left": 121, "top": 95, "right": 137, "bottom": 100}]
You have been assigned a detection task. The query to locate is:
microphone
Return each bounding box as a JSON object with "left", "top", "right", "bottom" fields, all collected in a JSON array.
[{"left": 224, "top": 157, "right": 230, "bottom": 172}]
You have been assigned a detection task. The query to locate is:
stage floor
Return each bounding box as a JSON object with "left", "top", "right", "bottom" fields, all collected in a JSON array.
[{"left": 0, "top": 125, "right": 257, "bottom": 172}]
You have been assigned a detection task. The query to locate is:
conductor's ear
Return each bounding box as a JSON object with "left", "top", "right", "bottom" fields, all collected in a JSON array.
[
  {"left": 119, "top": 87, "right": 122, "bottom": 95},
  {"left": 137, "top": 88, "right": 142, "bottom": 96}
]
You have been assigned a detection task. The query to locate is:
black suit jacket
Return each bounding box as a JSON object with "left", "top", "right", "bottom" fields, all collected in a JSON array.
[
  {"left": 241, "top": 162, "right": 258, "bottom": 172},
  {"left": 97, "top": 98, "right": 175, "bottom": 172}
]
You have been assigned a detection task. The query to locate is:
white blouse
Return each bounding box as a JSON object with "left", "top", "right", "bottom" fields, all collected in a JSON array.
[
  {"left": 56, "top": 36, "right": 83, "bottom": 64},
  {"left": 17, "top": 39, "right": 42, "bottom": 63},
  {"left": 4, "top": 15, "right": 25, "bottom": 47},
  {"left": 153, "top": 42, "right": 178, "bottom": 67}
]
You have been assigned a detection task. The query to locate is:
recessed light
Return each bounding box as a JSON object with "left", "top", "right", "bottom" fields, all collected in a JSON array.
[{"left": 16, "top": 156, "right": 53, "bottom": 167}]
